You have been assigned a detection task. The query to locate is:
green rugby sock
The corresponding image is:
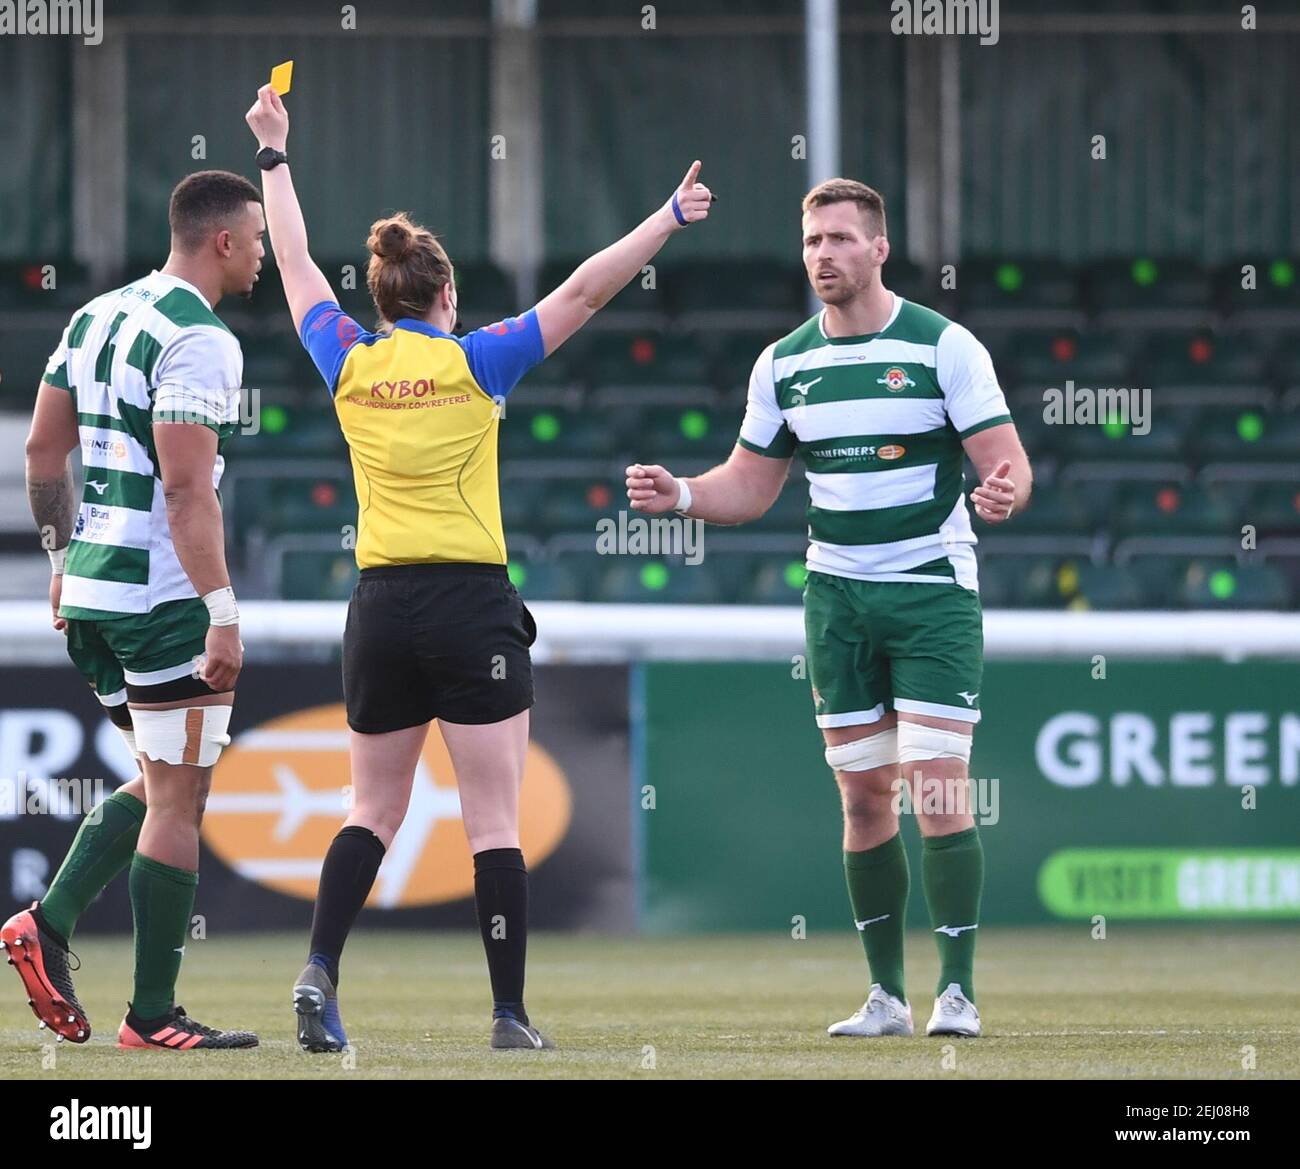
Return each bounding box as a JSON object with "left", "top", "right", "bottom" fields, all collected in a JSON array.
[
  {"left": 843, "top": 833, "right": 909, "bottom": 1002},
  {"left": 40, "top": 790, "right": 145, "bottom": 942},
  {"left": 921, "top": 826, "right": 984, "bottom": 1002},
  {"left": 128, "top": 851, "right": 197, "bottom": 1020}
]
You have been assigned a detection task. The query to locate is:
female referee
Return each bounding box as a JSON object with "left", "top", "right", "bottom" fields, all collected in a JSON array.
[{"left": 245, "top": 85, "right": 711, "bottom": 1050}]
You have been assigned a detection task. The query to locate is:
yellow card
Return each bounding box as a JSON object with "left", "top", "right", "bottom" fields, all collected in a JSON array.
[{"left": 270, "top": 60, "right": 293, "bottom": 95}]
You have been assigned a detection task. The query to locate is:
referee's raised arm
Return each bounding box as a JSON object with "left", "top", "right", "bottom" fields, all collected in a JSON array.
[
  {"left": 245, "top": 84, "right": 336, "bottom": 333},
  {"left": 531, "top": 160, "right": 713, "bottom": 358}
]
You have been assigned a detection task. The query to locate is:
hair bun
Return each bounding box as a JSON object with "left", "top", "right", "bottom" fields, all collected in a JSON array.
[{"left": 370, "top": 219, "right": 413, "bottom": 261}]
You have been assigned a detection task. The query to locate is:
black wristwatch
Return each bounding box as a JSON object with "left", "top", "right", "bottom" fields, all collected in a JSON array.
[{"left": 255, "top": 146, "right": 288, "bottom": 171}]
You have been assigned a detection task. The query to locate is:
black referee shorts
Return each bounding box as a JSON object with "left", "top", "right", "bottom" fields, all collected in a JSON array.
[{"left": 342, "top": 563, "right": 537, "bottom": 734}]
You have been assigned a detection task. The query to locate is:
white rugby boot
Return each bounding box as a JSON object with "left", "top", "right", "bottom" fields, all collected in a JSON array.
[
  {"left": 925, "top": 982, "right": 981, "bottom": 1037},
  {"left": 827, "top": 983, "right": 914, "bottom": 1037}
]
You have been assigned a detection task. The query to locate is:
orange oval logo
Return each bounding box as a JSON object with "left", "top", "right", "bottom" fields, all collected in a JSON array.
[
  {"left": 878, "top": 444, "right": 906, "bottom": 460},
  {"left": 205, "top": 704, "right": 572, "bottom": 907}
]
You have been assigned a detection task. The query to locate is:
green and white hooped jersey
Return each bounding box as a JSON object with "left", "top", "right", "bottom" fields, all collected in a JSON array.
[
  {"left": 737, "top": 295, "right": 1012, "bottom": 591},
  {"left": 43, "top": 271, "right": 243, "bottom": 620}
]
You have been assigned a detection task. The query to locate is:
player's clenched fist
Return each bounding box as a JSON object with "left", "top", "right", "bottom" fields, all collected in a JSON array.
[
  {"left": 245, "top": 84, "right": 289, "bottom": 151},
  {"left": 663, "top": 161, "right": 713, "bottom": 230},
  {"left": 626, "top": 463, "right": 681, "bottom": 514},
  {"left": 971, "top": 458, "right": 1017, "bottom": 523}
]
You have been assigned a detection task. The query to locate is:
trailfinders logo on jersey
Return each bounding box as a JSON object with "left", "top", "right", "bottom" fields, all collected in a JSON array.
[
  {"left": 890, "top": 0, "right": 999, "bottom": 45},
  {"left": 0, "top": 0, "right": 102, "bottom": 45}
]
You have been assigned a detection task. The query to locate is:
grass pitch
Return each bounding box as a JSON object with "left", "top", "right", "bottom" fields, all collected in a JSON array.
[{"left": 2, "top": 927, "right": 1296, "bottom": 1079}]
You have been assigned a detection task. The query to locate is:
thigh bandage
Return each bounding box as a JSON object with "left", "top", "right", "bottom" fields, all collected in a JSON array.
[
  {"left": 897, "top": 722, "right": 972, "bottom": 765},
  {"left": 131, "top": 705, "right": 232, "bottom": 767},
  {"left": 824, "top": 728, "right": 899, "bottom": 772}
]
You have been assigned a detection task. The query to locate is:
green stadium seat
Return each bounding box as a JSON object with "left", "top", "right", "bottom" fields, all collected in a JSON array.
[
  {"left": 712, "top": 329, "right": 788, "bottom": 389},
  {"left": 957, "top": 258, "right": 1080, "bottom": 312},
  {"left": 1071, "top": 563, "right": 1146, "bottom": 610},
  {"left": 1111, "top": 483, "right": 1236, "bottom": 537},
  {"left": 1086, "top": 258, "right": 1212, "bottom": 311},
  {"left": 883, "top": 260, "right": 933, "bottom": 305},
  {"left": 1187, "top": 407, "right": 1300, "bottom": 462},
  {"left": 257, "top": 476, "right": 356, "bottom": 535},
  {"left": 745, "top": 557, "right": 809, "bottom": 605},
  {"left": 1221, "top": 258, "right": 1300, "bottom": 310},
  {"left": 1049, "top": 408, "right": 1193, "bottom": 461},
  {"left": 998, "top": 481, "right": 1094, "bottom": 535},
  {"left": 587, "top": 332, "right": 710, "bottom": 387},
  {"left": 1246, "top": 483, "right": 1300, "bottom": 534},
  {"left": 1010, "top": 329, "right": 1127, "bottom": 386},
  {"left": 664, "top": 260, "right": 803, "bottom": 315},
  {"left": 498, "top": 406, "right": 612, "bottom": 458},
  {"left": 506, "top": 556, "right": 588, "bottom": 601},
  {"left": 244, "top": 406, "right": 346, "bottom": 456},
  {"left": 279, "top": 550, "right": 359, "bottom": 600},
  {"left": 1142, "top": 332, "right": 1266, "bottom": 384},
  {"left": 976, "top": 553, "right": 1078, "bottom": 608},
  {"left": 535, "top": 478, "right": 621, "bottom": 533},
  {"left": 1178, "top": 561, "right": 1291, "bottom": 609},
  {"left": 595, "top": 559, "right": 723, "bottom": 603},
  {"left": 639, "top": 404, "right": 736, "bottom": 459}
]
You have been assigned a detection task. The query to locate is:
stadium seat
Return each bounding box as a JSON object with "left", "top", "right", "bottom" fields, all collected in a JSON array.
[
  {"left": 1071, "top": 563, "right": 1147, "bottom": 610},
  {"left": 663, "top": 260, "right": 803, "bottom": 315},
  {"left": 957, "top": 258, "right": 1080, "bottom": 312},
  {"left": 539, "top": 257, "right": 664, "bottom": 314},
  {"left": 595, "top": 559, "right": 724, "bottom": 603},
  {"left": 1111, "top": 482, "right": 1237, "bottom": 537},
  {"left": 535, "top": 478, "right": 621, "bottom": 533},
  {"left": 1177, "top": 561, "right": 1291, "bottom": 609},
  {"left": 744, "top": 557, "right": 809, "bottom": 605},
  {"left": 279, "top": 550, "right": 359, "bottom": 600},
  {"left": 1141, "top": 332, "right": 1267, "bottom": 385},
  {"left": 1085, "top": 258, "right": 1213, "bottom": 312},
  {"left": 586, "top": 331, "right": 710, "bottom": 387},
  {"left": 1010, "top": 329, "right": 1127, "bottom": 386},
  {"left": 638, "top": 404, "right": 737, "bottom": 460},
  {"left": 1245, "top": 483, "right": 1300, "bottom": 534},
  {"left": 977, "top": 553, "right": 1079, "bottom": 608},
  {"left": 1220, "top": 258, "right": 1300, "bottom": 311},
  {"left": 498, "top": 406, "right": 613, "bottom": 459},
  {"left": 1187, "top": 407, "right": 1300, "bottom": 463},
  {"left": 506, "top": 556, "right": 589, "bottom": 601},
  {"left": 453, "top": 260, "right": 515, "bottom": 319}
]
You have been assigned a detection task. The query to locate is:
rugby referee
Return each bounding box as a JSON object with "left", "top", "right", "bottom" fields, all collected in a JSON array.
[{"left": 245, "top": 85, "right": 712, "bottom": 1050}]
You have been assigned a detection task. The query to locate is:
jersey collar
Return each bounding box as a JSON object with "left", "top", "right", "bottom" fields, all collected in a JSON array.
[
  {"left": 151, "top": 270, "right": 213, "bottom": 310},
  {"left": 393, "top": 317, "right": 457, "bottom": 339},
  {"left": 817, "top": 290, "right": 902, "bottom": 343}
]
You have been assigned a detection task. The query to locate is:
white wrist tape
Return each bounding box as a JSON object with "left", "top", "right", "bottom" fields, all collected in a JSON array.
[
  {"left": 202, "top": 587, "right": 240, "bottom": 626},
  {"left": 48, "top": 547, "right": 67, "bottom": 575},
  {"left": 673, "top": 477, "right": 693, "bottom": 514}
]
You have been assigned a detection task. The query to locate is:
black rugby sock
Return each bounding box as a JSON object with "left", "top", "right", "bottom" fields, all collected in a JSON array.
[
  {"left": 473, "top": 848, "right": 530, "bottom": 1022},
  {"left": 307, "top": 826, "right": 386, "bottom": 986}
]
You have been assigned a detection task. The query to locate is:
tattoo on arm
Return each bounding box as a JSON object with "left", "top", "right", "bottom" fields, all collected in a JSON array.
[{"left": 29, "top": 466, "right": 76, "bottom": 550}]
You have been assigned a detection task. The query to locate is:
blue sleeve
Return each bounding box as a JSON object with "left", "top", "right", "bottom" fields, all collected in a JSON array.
[
  {"left": 458, "top": 309, "right": 545, "bottom": 399},
  {"left": 299, "top": 300, "right": 367, "bottom": 394}
]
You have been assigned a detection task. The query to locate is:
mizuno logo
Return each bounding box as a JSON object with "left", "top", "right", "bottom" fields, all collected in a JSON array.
[
  {"left": 85, "top": 480, "right": 108, "bottom": 495},
  {"left": 173, "top": 946, "right": 186, "bottom": 955},
  {"left": 958, "top": 691, "right": 979, "bottom": 706},
  {"left": 855, "top": 913, "right": 891, "bottom": 930},
  {"left": 789, "top": 376, "right": 823, "bottom": 395},
  {"left": 934, "top": 924, "right": 978, "bottom": 937}
]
